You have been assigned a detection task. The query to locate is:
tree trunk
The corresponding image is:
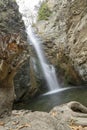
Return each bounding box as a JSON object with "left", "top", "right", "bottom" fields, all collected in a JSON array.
[
  {"left": 0, "top": 77, "right": 15, "bottom": 117},
  {"left": 0, "top": 33, "right": 28, "bottom": 117}
]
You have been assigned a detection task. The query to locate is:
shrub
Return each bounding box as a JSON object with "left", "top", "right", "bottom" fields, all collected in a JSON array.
[{"left": 38, "top": 2, "right": 51, "bottom": 21}]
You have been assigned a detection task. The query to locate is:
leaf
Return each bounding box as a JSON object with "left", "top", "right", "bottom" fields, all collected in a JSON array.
[
  {"left": 12, "top": 120, "right": 19, "bottom": 125},
  {"left": 0, "top": 122, "right": 4, "bottom": 126},
  {"left": 69, "top": 125, "right": 84, "bottom": 130},
  {"left": 51, "top": 111, "right": 57, "bottom": 117},
  {"left": 17, "top": 123, "right": 31, "bottom": 130}
]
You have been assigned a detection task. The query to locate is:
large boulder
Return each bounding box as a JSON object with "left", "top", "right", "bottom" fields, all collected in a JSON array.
[{"left": 1, "top": 101, "right": 87, "bottom": 130}]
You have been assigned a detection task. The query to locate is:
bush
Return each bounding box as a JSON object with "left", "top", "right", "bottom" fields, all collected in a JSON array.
[{"left": 38, "top": 2, "right": 51, "bottom": 21}]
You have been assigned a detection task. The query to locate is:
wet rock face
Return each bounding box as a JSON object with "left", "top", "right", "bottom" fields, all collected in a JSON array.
[
  {"left": 14, "top": 60, "right": 30, "bottom": 101},
  {"left": 0, "top": 0, "right": 31, "bottom": 101},
  {"left": 36, "top": 0, "right": 87, "bottom": 84},
  {"left": 0, "top": 0, "right": 44, "bottom": 101},
  {"left": 67, "top": 0, "right": 87, "bottom": 82}
]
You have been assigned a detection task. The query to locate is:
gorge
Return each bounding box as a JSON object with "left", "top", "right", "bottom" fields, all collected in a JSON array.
[
  {"left": 16, "top": 0, "right": 69, "bottom": 98},
  {"left": 15, "top": 0, "right": 87, "bottom": 106},
  {"left": 0, "top": 0, "right": 87, "bottom": 130}
]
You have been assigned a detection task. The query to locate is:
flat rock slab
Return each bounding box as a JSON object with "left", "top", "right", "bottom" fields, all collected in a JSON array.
[
  {"left": 0, "top": 110, "right": 70, "bottom": 130},
  {"left": 0, "top": 101, "right": 87, "bottom": 130},
  {"left": 7, "top": 111, "right": 57, "bottom": 130}
]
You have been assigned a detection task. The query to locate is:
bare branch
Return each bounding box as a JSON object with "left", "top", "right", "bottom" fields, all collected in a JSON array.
[{"left": 0, "top": 33, "right": 28, "bottom": 80}]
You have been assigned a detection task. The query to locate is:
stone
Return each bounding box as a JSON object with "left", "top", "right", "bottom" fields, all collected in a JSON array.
[
  {"left": 36, "top": 0, "right": 87, "bottom": 84},
  {"left": 1, "top": 101, "right": 87, "bottom": 130}
]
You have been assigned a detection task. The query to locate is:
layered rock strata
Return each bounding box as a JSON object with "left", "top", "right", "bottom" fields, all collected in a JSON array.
[
  {"left": 36, "top": 0, "right": 87, "bottom": 85},
  {"left": 0, "top": 0, "right": 30, "bottom": 102}
]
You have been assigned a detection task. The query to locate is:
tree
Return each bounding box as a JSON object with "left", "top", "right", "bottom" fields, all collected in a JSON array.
[
  {"left": 38, "top": 1, "right": 51, "bottom": 21},
  {"left": 0, "top": 33, "right": 28, "bottom": 117}
]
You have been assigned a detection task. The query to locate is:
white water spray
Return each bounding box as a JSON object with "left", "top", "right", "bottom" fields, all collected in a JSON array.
[
  {"left": 26, "top": 26, "right": 59, "bottom": 91},
  {"left": 16, "top": 0, "right": 70, "bottom": 94}
]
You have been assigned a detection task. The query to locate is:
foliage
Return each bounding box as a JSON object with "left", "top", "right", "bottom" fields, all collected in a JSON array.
[{"left": 38, "top": 2, "right": 51, "bottom": 21}]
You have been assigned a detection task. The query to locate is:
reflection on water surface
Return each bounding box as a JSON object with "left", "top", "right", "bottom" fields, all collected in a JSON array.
[{"left": 15, "top": 87, "right": 87, "bottom": 112}]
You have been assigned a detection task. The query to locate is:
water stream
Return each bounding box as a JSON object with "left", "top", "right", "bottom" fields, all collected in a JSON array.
[
  {"left": 16, "top": 0, "right": 64, "bottom": 94},
  {"left": 26, "top": 26, "right": 60, "bottom": 92}
]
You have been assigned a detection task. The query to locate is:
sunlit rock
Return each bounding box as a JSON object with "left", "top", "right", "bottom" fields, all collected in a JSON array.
[{"left": 36, "top": 0, "right": 87, "bottom": 84}]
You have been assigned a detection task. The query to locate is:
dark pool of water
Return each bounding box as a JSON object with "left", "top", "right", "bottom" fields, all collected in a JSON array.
[{"left": 15, "top": 86, "right": 87, "bottom": 112}]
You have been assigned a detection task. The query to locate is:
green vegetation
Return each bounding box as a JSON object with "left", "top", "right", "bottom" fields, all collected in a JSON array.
[{"left": 38, "top": 2, "right": 51, "bottom": 21}]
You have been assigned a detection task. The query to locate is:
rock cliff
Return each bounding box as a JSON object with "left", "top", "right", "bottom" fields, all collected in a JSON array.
[
  {"left": 0, "top": 0, "right": 30, "bottom": 101},
  {"left": 36, "top": 0, "right": 87, "bottom": 85},
  {"left": 0, "top": 0, "right": 25, "bottom": 37}
]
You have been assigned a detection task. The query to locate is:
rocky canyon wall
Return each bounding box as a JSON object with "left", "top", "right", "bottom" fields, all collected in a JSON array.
[
  {"left": 36, "top": 0, "right": 87, "bottom": 85},
  {"left": 0, "top": 0, "right": 31, "bottom": 101},
  {"left": 0, "top": 0, "right": 25, "bottom": 37}
]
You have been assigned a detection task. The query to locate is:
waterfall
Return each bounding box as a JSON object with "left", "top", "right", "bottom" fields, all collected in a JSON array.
[
  {"left": 16, "top": 0, "right": 70, "bottom": 94},
  {"left": 26, "top": 26, "right": 59, "bottom": 91}
]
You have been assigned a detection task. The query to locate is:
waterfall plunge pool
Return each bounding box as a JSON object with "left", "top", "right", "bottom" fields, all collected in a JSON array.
[
  {"left": 14, "top": 86, "right": 87, "bottom": 112},
  {"left": 15, "top": 0, "right": 87, "bottom": 112}
]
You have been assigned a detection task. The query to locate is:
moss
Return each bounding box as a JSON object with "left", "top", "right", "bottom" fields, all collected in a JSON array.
[{"left": 38, "top": 2, "right": 51, "bottom": 21}]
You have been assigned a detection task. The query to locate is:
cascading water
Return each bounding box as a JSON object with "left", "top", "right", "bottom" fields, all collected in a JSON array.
[
  {"left": 26, "top": 26, "right": 59, "bottom": 91},
  {"left": 16, "top": 0, "right": 70, "bottom": 95}
]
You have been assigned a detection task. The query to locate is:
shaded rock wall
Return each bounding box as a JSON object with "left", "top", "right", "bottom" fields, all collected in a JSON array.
[
  {"left": 0, "top": 0, "right": 31, "bottom": 101},
  {"left": 36, "top": 0, "right": 87, "bottom": 85},
  {"left": 0, "top": 0, "right": 43, "bottom": 101},
  {"left": 0, "top": 0, "right": 26, "bottom": 38}
]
